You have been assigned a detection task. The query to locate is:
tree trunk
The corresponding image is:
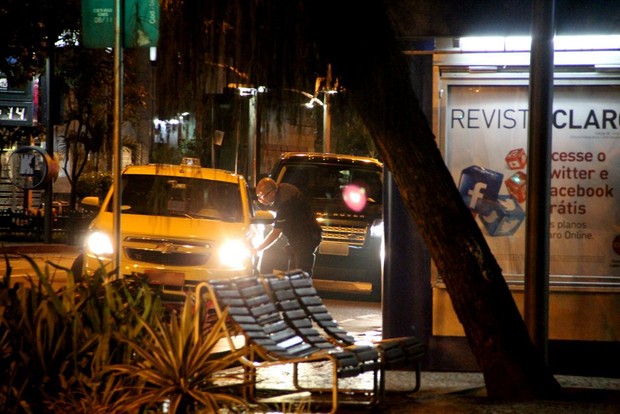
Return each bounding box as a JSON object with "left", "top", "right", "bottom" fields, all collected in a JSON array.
[{"left": 308, "top": 0, "right": 561, "bottom": 399}]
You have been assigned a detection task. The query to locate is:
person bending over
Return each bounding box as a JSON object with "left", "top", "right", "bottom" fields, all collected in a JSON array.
[{"left": 252, "top": 177, "right": 322, "bottom": 277}]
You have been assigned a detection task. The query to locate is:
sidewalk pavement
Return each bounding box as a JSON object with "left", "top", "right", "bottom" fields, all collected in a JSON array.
[
  {"left": 253, "top": 297, "right": 620, "bottom": 413},
  {"left": 365, "top": 371, "right": 620, "bottom": 413},
  {"left": 256, "top": 367, "right": 620, "bottom": 413}
]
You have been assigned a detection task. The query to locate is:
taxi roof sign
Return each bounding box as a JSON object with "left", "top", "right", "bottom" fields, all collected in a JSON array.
[{"left": 181, "top": 157, "right": 201, "bottom": 166}]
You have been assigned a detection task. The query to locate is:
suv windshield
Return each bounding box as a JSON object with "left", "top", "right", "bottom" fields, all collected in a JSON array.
[
  {"left": 106, "top": 174, "right": 244, "bottom": 222},
  {"left": 280, "top": 164, "right": 383, "bottom": 204}
]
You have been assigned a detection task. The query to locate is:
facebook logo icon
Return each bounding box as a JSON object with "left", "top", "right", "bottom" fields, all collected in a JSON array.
[{"left": 458, "top": 166, "right": 504, "bottom": 215}]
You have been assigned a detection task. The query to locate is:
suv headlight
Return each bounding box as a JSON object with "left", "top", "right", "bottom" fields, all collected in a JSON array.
[
  {"left": 85, "top": 230, "right": 114, "bottom": 257},
  {"left": 219, "top": 240, "right": 251, "bottom": 268},
  {"left": 370, "top": 219, "right": 384, "bottom": 238}
]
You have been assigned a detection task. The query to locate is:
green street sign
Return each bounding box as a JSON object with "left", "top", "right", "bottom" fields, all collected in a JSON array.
[{"left": 81, "top": 0, "right": 159, "bottom": 48}]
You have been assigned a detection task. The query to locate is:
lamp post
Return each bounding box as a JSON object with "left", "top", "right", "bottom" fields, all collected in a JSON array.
[
  {"left": 112, "top": 0, "right": 124, "bottom": 278},
  {"left": 323, "top": 64, "right": 332, "bottom": 153}
]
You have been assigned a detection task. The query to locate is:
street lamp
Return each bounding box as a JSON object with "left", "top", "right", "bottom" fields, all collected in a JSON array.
[{"left": 312, "top": 64, "right": 339, "bottom": 153}]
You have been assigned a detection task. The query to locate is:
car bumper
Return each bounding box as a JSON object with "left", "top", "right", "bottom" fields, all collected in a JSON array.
[
  {"left": 83, "top": 254, "right": 255, "bottom": 300},
  {"left": 260, "top": 238, "right": 382, "bottom": 299}
]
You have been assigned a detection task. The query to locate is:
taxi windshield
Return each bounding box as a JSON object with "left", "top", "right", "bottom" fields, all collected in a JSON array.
[{"left": 108, "top": 174, "right": 244, "bottom": 222}]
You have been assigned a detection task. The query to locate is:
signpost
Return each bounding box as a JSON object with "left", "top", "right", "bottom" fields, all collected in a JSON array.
[
  {"left": 8, "top": 146, "right": 59, "bottom": 190},
  {"left": 80, "top": 0, "right": 159, "bottom": 276}
]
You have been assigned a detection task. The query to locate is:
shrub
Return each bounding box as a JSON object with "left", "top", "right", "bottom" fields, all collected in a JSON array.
[
  {"left": 76, "top": 171, "right": 113, "bottom": 201},
  {"left": 0, "top": 256, "right": 249, "bottom": 413}
]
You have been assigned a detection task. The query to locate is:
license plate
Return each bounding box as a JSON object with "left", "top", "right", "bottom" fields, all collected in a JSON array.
[
  {"left": 145, "top": 270, "right": 185, "bottom": 286},
  {"left": 319, "top": 241, "right": 349, "bottom": 256}
]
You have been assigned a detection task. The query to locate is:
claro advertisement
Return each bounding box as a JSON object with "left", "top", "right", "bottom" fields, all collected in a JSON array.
[{"left": 446, "top": 84, "right": 620, "bottom": 277}]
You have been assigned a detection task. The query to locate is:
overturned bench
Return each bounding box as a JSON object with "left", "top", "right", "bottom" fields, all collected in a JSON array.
[{"left": 202, "top": 271, "right": 426, "bottom": 413}]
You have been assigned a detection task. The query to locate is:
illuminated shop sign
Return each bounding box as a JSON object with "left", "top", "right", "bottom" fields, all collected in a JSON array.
[
  {"left": 0, "top": 101, "right": 34, "bottom": 126},
  {"left": 0, "top": 72, "right": 37, "bottom": 126}
]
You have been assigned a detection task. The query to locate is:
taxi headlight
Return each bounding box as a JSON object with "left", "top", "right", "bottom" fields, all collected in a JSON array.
[
  {"left": 219, "top": 240, "right": 250, "bottom": 268},
  {"left": 85, "top": 231, "right": 114, "bottom": 257}
]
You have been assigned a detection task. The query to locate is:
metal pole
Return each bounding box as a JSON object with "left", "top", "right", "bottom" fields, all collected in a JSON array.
[
  {"left": 211, "top": 105, "right": 216, "bottom": 168},
  {"left": 44, "top": 55, "right": 54, "bottom": 243},
  {"left": 323, "top": 64, "right": 332, "bottom": 153},
  {"left": 383, "top": 169, "right": 431, "bottom": 342},
  {"left": 255, "top": 92, "right": 262, "bottom": 182},
  {"left": 248, "top": 93, "right": 257, "bottom": 187},
  {"left": 524, "top": 0, "right": 555, "bottom": 362},
  {"left": 112, "top": 0, "right": 124, "bottom": 278}
]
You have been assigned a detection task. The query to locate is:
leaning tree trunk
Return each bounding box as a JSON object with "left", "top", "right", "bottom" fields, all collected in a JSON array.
[{"left": 307, "top": 0, "right": 561, "bottom": 399}]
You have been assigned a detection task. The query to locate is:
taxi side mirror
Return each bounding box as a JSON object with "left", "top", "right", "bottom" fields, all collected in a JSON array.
[
  {"left": 80, "top": 196, "right": 100, "bottom": 209},
  {"left": 252, "top": 209, "right": 275, "bottom": 224}
]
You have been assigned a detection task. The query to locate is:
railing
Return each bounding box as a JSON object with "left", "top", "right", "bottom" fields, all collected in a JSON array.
[{"left": 0, "top": 209, "right": 93, "bottom": 245}]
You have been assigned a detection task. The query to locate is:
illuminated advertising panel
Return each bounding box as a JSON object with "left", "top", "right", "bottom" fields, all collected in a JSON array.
[{"left": 446, "top": 84, "right": 620, "bottom": 278}]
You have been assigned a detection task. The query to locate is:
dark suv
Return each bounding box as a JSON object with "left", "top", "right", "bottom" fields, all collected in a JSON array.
[{"left": 259, "top": 152, "right": 384, "bottom": 300}]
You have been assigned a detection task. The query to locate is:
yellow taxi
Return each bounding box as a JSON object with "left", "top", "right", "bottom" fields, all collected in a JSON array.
[{"left": 75, "top": 158, "right": 271, "bottom": 299}]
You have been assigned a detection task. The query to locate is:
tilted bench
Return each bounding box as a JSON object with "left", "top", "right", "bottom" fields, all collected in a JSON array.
[
  {"left": 203, "top": 275, "right": 385, "bottom": 413},
  {"left": 264, "top": 270, "right": 426, "bottom": 395}
]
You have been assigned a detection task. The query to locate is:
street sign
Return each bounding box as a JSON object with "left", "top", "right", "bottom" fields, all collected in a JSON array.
[
  {"left": 81, "top": 0, "right": 160, "bottom": 48},
  {"left": 8, "top": 146, "right": 59, "bottom": 190}
]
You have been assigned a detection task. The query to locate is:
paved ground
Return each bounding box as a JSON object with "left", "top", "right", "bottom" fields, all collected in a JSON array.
[
  {"left": 256, "top": 299, "right": 620, "bottom": 413},
  {"left": 362, "top": 372, "right": 620, "bottom": 413},
  {"left": 255, "top": 366, "right": 620, "bottom": 413}
]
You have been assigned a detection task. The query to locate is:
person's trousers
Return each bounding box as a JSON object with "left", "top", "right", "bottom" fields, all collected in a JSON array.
[{"left": 287, "top": 243, "right": 319, "bottom": 277}]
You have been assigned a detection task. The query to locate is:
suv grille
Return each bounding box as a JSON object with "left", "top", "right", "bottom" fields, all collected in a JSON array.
[{"left": 320, "top": 224, "right": 368, "bottom": 246}]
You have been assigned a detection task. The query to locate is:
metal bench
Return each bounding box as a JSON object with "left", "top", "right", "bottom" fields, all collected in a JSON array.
[
  {"left": 202, "top": 275, "right": 384, "bottom": 413},
  {"left": 264, "top": 270, "right": 426, "bottom": 395}
]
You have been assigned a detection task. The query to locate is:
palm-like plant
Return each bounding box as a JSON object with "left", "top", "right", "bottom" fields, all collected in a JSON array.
[
  {"left": 108, "top": 291, "right": 250, "bottom": 413},
  {"left": 1, "top": 255, "right": 166, "bottom": 412},
  {"left": 1, "top": 254, "right": 253, "bottom": 413},
  {"left": 0, "top": 254, "right": 86, "bottom": 413},
  {"left": 44, "top": 373, "right": 142, "bottom": 414}
]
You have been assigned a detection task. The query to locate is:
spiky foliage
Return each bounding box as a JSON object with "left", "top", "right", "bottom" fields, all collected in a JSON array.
[
  {"left": 0, "top": 255, "right": 251, "bottom": 413},
  {"left": 108, "top": 296, "right": 249, "bottom": 413},
  {"left": 0, "top": 255, "right": 164, "bottom": 413}
]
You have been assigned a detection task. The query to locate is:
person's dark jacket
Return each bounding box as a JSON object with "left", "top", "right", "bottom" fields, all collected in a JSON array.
[{"left": 272, "top": 183, "right": 322, "bottom": 248}]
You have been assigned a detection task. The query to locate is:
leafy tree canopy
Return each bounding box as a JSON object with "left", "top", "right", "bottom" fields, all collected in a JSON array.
[{"left": 0, "top": 0, "right": 80, "bottom": 83}]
